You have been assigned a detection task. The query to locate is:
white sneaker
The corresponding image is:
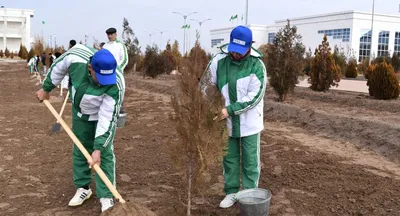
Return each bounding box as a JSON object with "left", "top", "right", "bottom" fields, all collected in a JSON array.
[
  {"left": 219, "top": 193, "right": 237, "bottom": 208},
  {"left": 100, "top": 198, "right": 115, "bottom": 212},
  {"left": 68, "top": 188, "right": 92, "bottom": 206}
]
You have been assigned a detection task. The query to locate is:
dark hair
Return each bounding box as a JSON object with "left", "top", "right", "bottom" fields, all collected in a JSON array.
[
  {"left": 55, "top": 52, "right": 62, "bottom": 58},
  {"left": 70, "top": 40, "right": 77, "bottom": 47}
]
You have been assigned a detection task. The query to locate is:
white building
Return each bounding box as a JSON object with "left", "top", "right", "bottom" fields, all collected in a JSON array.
[
  {"left": 0, "top": 7, "right": 34, "bottom": 52},
  {"left": 210, "top": 11, "right": 400, "bottom": 62}
]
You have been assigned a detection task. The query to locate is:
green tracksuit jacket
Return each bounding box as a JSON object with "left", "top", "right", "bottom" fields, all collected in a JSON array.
[
  {"left": 103, "top": 39, "right": 128, "bottom": 71},
  {"left": 201, "top": 44, "right": 267, "bottom": 194},
  {"left": 42, "top": 44, "right": 125, "bottom": 198}
]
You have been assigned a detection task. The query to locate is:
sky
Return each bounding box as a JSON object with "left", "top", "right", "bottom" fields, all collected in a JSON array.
[{"left": 4, "top": 0, "right": 400, "bottom": 53}]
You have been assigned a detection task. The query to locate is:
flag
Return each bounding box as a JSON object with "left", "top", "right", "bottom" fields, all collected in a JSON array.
[
  {"left": 187, "top": 25, "right": 191, "bottom": 29},
  {"left": 230, "top": 14, "right": 238, "bottom": 21},
  {"left": 42, "top": 21, "right": 45, "bottom": 24},
  {"left": 181, "top": 24, "right": 191, "bottom": 29}
]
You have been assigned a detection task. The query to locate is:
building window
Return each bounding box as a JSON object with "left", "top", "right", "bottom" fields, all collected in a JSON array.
[
  {"left": 268, "top": 33, "right": 276, "bottom": 43},
  {"left": 395, "top": 32, "right": 400, "bottom": 55},
  {"left": 318, "top": 28, "right": 351, "bottom": 42},
  {"left": 359, "top": 30, "right": 371, "bottom": 62},
  {"left": 211, "top": 38, "right": 224, "bottom": 48},
  {"left": 377, "top": 31, "right": 390, "bottom": 57}
]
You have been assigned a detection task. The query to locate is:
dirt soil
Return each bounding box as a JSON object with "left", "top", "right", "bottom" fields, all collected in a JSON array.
[{"left": 1, "top": 63, "right": 400, "bottom": 216}]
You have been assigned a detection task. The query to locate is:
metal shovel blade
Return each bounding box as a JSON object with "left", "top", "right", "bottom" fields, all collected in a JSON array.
[{"left": 51, "top": 122, "right": 61, "bottom": 133}]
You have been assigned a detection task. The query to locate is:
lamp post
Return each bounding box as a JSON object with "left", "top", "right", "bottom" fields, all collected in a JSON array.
[
  {"left": 155, "top": 29, "right": 167, "bottom": 49},
  {"left": 48, "top": 35, "right": 55, "bottom": 49},
  {"left": 173, "top": 11, "right": 197, "bottom": 54},
  {"left": 85, "top": 34, "right": 89, "bottom": 46},
  {"left": 190, "top": 18, "right": 211, "bottom": 40},
  {"left": 369, "top": 0, "right": 375, "bottom": 65},
  {"left": 48, "top": 36, "right": 51, "bottom": 49},
  {"left": 145, "top": 31, "right": 156, "bottom": 47}
]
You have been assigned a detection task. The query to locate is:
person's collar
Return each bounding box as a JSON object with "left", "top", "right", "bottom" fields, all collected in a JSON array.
[
  {"left": 230, "top": 48, "right": 251, "bottom": 61},
  {"left": 219, "top": 43, "right": 263, "bottom": 58}
]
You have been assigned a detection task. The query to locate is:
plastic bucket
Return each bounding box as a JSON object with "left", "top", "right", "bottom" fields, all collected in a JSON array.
[
  {"left": 117, "top": 113, "right": 127, "bottom": 128},
  {"left": 236, "top": 188, "right": 272, "bottom": 216}
]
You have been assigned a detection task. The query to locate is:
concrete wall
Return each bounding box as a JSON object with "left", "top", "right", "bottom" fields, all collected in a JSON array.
[
  {"left": 249, "top": 25, "right": 269, "bottom": 49},
  {"left": 271, "top": 12, "right": 354, "bottom": 57},
  {"left": 210, "top": 27, "right": 232, "bottom": 54},
  {"left": 209, "top": 25, "right": 269, "bottom": 54},
  {"left": 0, "top": 8, "right": 34, "bottom": 52}
]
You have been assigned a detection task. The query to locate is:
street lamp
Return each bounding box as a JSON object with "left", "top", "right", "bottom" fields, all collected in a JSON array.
[
  {"left": 145, "top": 31, "right": 156, "bottom": 47},
  {"left": 173, "top": 11, "right": 197, "bottom": 54},
  {"left": 190, "top": 18, "right": 211, "bottom": 40},
  {"left": 155, "top": 29, "right": 167, "bottom": 49}
]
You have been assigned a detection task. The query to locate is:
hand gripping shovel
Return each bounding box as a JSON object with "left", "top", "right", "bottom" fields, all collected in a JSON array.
[
  {"left": 43, "top": 100, "right": 151, "bottom": 216},
  {"left": 51, "top": 91, "right": 70, "bottom": 133}
]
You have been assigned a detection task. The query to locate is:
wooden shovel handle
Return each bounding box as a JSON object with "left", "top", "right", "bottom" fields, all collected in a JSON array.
[
  {"left": 58, "top": 91, "right": 70, "bottom": 119},
  {"left": 43, "top": 100, "right": 126, "bottom": 203}
]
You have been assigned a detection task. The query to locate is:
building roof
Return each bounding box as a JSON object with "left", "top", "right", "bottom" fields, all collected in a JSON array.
[
  {"left": 0, "top": 7, "right": 35, "bottom": 16},
  {"left": 210, "top": 24, "right": 268, "bottom": 33},
  {"left": 274, "top": 10, "right": 400, "bottom": 23},
  {"left": 211, "top": 10, "right": 400, "bottom": 33}
]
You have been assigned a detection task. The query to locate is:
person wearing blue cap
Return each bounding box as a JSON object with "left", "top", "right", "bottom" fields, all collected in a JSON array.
[
  {"left": 201, "top": 25, "right": 267, "bottom": 208},
  {"left": 35, "top": 44, "right": 125, "bottom": 212}
]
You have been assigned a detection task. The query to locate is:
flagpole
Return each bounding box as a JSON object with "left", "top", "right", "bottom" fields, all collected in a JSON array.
[
  {"left": 184, "top": 19, "right": 187, "bottom": 54},
  {"left": 188, "top": 26, "right": 190, "bottom": 52},
  {"left": 173, "top": 11, "right": 197, "bottom": 55},
  {"left": 369, "top": 0, "right": 375, "bottom": 65},
  {"left": 188, "top": 28, "right": 190, "bottom": 51},
  {"left": 41, "top": 21, "right": 44, "bottom": 47},
  {"left": 245, "top": 0, "right": 249, "bottom": 26}
]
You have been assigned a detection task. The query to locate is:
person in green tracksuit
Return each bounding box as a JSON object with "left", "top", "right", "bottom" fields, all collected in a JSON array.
[
  {"left": 35, "top": 44, "right": 125, "bottom": 213},
  {"left": 201, "top": 25, "right": 267, "bottom": 208}
]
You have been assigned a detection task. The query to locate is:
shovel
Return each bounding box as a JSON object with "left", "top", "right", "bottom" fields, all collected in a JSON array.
[
  {"left": 51, "top": 91, "right": 70, "bottom": 133},
  {"left": 42, "top": 100, "right": 150, "bottom": 216}
]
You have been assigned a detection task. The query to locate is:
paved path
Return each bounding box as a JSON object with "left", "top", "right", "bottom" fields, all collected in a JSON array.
[{"left": 296, "top": 78, "right": 368, "bottom": 93}]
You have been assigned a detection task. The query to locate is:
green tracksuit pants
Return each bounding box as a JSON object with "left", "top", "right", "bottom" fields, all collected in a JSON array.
[
  {"left": 223, "top": 133, "right": 261, "bottom": 195},
  {"left": 72, "top": 114, "right": 116, "bottom": 198}
]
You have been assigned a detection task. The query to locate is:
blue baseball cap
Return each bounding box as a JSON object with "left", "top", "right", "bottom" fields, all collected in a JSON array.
[
  {"left": 91, "top": 49, "right": 117, "bottom": 86},
  {"left": 228, "top": 25, "right": 253, "bottom": 55}
]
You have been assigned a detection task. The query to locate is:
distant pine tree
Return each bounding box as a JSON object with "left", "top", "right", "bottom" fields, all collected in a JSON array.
[
  {"left": 267, "top": 20, "right": 306, "bottom": 101},
  {"left": 309, "top": 35, "right": 341, "bottom": 91}
]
